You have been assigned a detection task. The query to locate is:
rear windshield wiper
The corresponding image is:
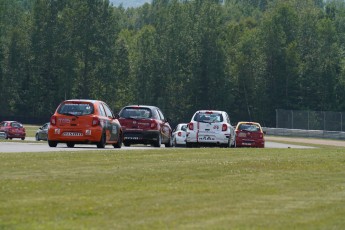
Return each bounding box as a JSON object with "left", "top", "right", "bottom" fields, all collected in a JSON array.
[
  {"left": 241, "top": 129, "right": 255, "bottom": 132},
  {"left": 61, "top": 112, "right": 79, "bottom": 118},
  {"left": 197, "top": 120, "right": 212, "bottom": 123},
  {"left": 124, "top": 116, "right": 150, "bottom": 119},
  {"left": 122, "top": 116, "right": 138, "bottom": 119},
  {"left": 139, "top": 117, "right": 151, "bottom": 120}
]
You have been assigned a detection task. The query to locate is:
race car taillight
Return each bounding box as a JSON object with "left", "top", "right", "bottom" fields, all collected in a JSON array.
[
  {"left": 188, "top": 123, "right": 194, "bottom": 130},
  {"left": 222, "top": 124, "right": 228, "bottom": 131},
  {"left": 150, "top": 120, "right": 158, "bottom": 129},
  {"left": 50, "top": 115, "right": 56, "bottom": 125},
  {"left": 92, "top": 117, "right": 100, "bottom": 126}
]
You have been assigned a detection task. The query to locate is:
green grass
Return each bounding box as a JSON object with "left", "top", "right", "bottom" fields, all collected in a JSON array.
[
  {"left": 1, "top": 148, "right": 345, "bottom": 229},
  {"left": 24, "top": 125, "right": 40, "bottom": 137}
]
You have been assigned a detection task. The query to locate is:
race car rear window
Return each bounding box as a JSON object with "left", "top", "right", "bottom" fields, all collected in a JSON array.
[
  {"left": 194, "top": 112, "right": 223, "bottom": 122},
  {"left": 238, "top": 124, "right": 260, "bottom": 132},
  {"left": 58, "top": 103, "right": 94, "bottom": 116},
  {"left": 120, "top": 107, "right": 152, "bottom": 119},
  {"left": 11, "top": 122, "right": 23, "bottom": 128}
]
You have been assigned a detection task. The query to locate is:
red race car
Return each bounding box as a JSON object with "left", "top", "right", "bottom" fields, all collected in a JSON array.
[
  {"left": 235, "top": 121, "right": 265, "bottom": 148},
  {"left": 0, "top": 121, "right": 26, "bottom": 140},
  {"left": 117, "top": 105, "right": 173, "bottom": 147}
]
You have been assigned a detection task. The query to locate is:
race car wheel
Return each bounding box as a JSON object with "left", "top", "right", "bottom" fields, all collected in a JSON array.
[
  {"left": 113, "top": 132, "right": 123, "bottom": 148},
  {"left": 67, "top": 142, "right": 75, "bottom": 148},
  {"left": 165, "top": 136, "right": 173, "bottom": 148},
  {"left": 231, "top": 136, "right": 236, "bottom": 148},
  {"left": 153, "top": 133, "right": 161, "bottom": 147},
  {"left": 48, "top": 140, "right": 57, "bottom": 147},
  {"left": 186, "top": 142, "right": 193, "bottom": 148},
  {"left": 97, "top": 133, "right": 106, "bottom": 148}
]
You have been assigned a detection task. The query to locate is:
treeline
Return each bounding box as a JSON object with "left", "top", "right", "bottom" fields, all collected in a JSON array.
[{"left": 1, "top": 0, "right": 345, "bottom": 126}]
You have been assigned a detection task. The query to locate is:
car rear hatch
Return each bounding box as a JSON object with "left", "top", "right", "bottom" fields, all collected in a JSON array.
[
  {"left": 237, "top": 130, "right": 263, "bottom": 139},
  {"left": 197, "top": 122, "right": 223, "bottom": 133},
  {"left": 53, "top": 101, "right": 96, "bottom": 131},
  {"left": 236, "top": 123, "right": 263, "bottom": 141},
  {"left": 194, "top": 111, "right": 225, "bottom": 132},
  {"left": 119, "top": 107, "right": 158, "bottom": 141},
  {"left": 119, "top": 107, "right": 156, "bottom": 131},
  {"left": 10, "top": 123, "right": 25, "bottom": 135},
  {"left": 120, "top": 118, "right": 153, "bottom": 130},
  {"left": 55, "top": 115, "right": 95, "bottom": 128},
  {"left": 192, "top": 111, "right": 228, "bottom": 141}
]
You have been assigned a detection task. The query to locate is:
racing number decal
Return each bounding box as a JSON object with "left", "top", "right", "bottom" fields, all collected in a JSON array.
[
  {"left": 162, "top": 125, "right": 170, "bottom": 138},
  {"left": 103, "top": 119, "right": 116, "bottom": 142},
  {"left": 109, "top": 123, "right": 118, "bottom": 141},
  {"left": 112, "top": 125, "right": 118, "bottom": 135}
]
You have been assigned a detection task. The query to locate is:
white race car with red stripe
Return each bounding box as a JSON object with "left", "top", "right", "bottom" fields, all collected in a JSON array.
[{"left": 186, "top": 110, "right": 236, "bottom": 148}]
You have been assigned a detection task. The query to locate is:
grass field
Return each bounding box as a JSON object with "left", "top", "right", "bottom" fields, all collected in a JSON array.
[
  {"left": 1, "top": 147, "right": 345, "bottom": 229},
  {"left": 24, "top": 125, "right": 41, "bottom": 138}
]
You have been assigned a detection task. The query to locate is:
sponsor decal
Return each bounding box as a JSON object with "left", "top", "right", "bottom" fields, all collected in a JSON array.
[
  {"left": 138, "top": 122, "right": 149, "bottom": 126},
  {"left": 58, "top": 118, "right": 70, "bottom": 124}
]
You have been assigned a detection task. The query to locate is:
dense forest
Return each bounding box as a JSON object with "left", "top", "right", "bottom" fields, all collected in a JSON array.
[{"left": 1, "top": 0, "right": 345, "bottom": 126}]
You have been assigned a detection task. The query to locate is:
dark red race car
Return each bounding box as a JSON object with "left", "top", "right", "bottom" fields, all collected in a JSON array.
[
  {"left": 117, "top": 105, "right": 173, "bottom": 147},
  {"left": 235, "top": 121, "right": 265, "bottom": 148},
  {"left": 0, "top": 121, "right": 26, "bottom": 140}
]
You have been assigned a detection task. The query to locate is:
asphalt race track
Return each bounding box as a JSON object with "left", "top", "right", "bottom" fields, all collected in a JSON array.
[
  {"left": 0, "top": 142, "right": 162, "bottom": 153},
  {"left": 0, "top": 139, "right": 315, "bottom": 153}
]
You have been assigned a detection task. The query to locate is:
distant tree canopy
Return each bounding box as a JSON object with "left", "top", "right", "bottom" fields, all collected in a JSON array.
[{"left": 1, "top": 0, "right": 345, "bottom": 126}]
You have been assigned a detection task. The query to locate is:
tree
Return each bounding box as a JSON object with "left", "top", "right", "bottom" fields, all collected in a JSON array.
[
  {"left": 189, "top": 0, "right": 228, "bottom": 112},
  {"left": 131, "top": 25, "right": 158, "bottom": 105},
  {"left": 112, "top": 29, "right": 134, "bottom": 112},
  {"left": 259, "top": 1, "right": 299, "bottom": 123},
  {"left": 0, "top": 0, "right": 31, "bottom": 115}
]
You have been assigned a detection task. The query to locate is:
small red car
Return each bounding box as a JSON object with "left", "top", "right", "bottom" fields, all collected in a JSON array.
[
  {"left": 48, "top": 99, "right": 122, "bottom": 148},
  {"left": 235, "top": 121, "right": 265, "bottom": 148},
  {"left": 117, "top": 105, "right": 172, "bottom": 147},
  {"left": 0, "top": 121, "right": 26, "bottom": 140}
]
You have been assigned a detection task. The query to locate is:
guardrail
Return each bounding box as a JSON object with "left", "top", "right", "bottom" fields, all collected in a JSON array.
[{"left": 262, "top": 127, "right": 345, "bottom": 140}]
